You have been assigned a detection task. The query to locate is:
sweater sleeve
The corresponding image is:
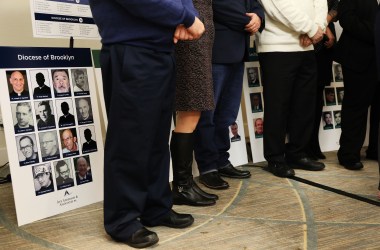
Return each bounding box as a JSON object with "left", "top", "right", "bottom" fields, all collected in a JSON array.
[
  {"left": 258, "top": 0, "right": 325, "bottom": 38},
  {"left": 314, "top": 0, "right": 328, "bottom": 31},
  {"left": 115, "top": 0, "right": 196, "bottom": 28}
]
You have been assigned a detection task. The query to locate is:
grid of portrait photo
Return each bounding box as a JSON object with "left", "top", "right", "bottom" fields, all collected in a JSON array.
[
  {"left": 243, "top": 61, "right": 265, "bottom": 163},
  {"left": 244, "top": 62, "right": 264, "bottom": 139},
  {"left": 7, "top": 68, "right": 98, "bottom": 196},
  {"left": 321, "top": 63, "right": 344, "bottom": 131}
]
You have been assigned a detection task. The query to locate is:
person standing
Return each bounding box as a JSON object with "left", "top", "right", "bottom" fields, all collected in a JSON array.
[
  {"left": 256, "top": 0, "right": 327, "bottom": 177},
  {"left": 194, "top": 0, "right": 264, "bottom": 190},
  {"left": 171, "top": 0, "right": 218, "bottom": 207},
  {"left": 89, "top": 0, "right": 205, "bottom": 248},
  {"left": 375, "top": 2, "right": 380, "bottom": 199},
  {"left": 335, "top": 0, "right": 380, "bottom": 170}
]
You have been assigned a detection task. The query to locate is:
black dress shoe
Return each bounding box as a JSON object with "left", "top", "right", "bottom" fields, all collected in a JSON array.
[
  {"left": 119, "top": 227, "right": 159, "bottom": 249},
  {"left": 340, "top": 161, "right": 364, "bottom": 170},
  {"left": 287, "top": 157, "right": 325, "bottom": 171},
  {"left": 191, "top": 179, "right": 218, "bottom": 200},
  {"left": 155, "top": 210, "right": 194, "bottom": 229},
  {"left": 199, "top": 172, "right": 229, "bottom": 190},
  {"left": 218, "top": 163, "right": 251, "bottom": 179},
  {"left": 267, "top": 162, "right": 295, "bottom": 178}
]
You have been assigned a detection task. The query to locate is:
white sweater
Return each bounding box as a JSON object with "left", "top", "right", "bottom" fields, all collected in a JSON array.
[{"left": 256, "top": 0, "right": 327, "bottom": 52}]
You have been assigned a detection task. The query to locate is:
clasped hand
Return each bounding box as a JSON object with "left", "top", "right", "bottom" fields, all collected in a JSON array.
[
  {"left": 173, "top": 17, "right": 205, "bottom": 43},
  {"left": 245, "top": 13, "right": 261, "bottom": 35}
]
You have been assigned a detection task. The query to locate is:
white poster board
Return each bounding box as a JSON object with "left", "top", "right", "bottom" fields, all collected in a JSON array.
[
  {"left": 243, "top": 61, "right": 265, "bottom": 163},
  {"left": 0, "top": 47, "right": 104, "bottom": 226},
  {"left": 30, "top": 0, "right": 100, "bottom": 39},
  {"left": 243, "top": 61, "right": 368, "bottom": 163},
  {"left": 228, "top": 107, "right": 248, "bottom": 166}
]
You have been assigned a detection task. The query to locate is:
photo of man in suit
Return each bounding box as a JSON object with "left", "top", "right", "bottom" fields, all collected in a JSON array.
[
  {"left": 13, "top": 102, "right": 34, "bottom": 134},
  {"left": 247, "top": 67, "right": 260, "bottom": 87},
  {"left": 334, "top": 64, "right": 343, "bottom": 82},
  {"left": 39, "top": 131, "right": 60, "bottom": 161},
  {"left": 81, "top": 127, "right": 97, "bottom": 153},
  {"left": 76, "top": 97, "right": 93, "bottom": 124},
  {"left": 18, "top": 135, "right": 39, "bottom": 166},
  {"left": 36, "top": 101, "right": 56, "bottom": 130},
  {"left": 58, "top": 100, "right": 75, "bottom": 128},
  {"left": 33, "top": 163, "right": 54, "bottom": 196},
  {"left": 60, "top": 128, "right": 79, "bottom": 157},
  {"left": 230, "top": 122, "right": 241, "bottom": 142},
  {"left": 33, "top": 71, "right": 52, "bottom": 99},
  {"left": 55, "top": 159, "right": 74, "bottom": 190},
  {"left": 334, "top": 110, "right": 341, "bottom": 128},
  {"left": 336, "top": 87, "right": 344, "bottom": 105},
  {"left": 74, "top": 156, "right": 93, "bottom": 185},
  {"left": 8, "top": 70, "right": 30, "bottom": 101},
  {"left": 254, "top": 118, "right": 264, "bottom": 138},
  {"left": 324, "top": 87, "right": 337, "bottom": 106},
  {"left": 250, "top": 93, "right": 263, "bottom": 113},
  {"left": 323, "top": 111, "right": 333, "bottom": 130},
  {"left": 72, "top": 68, "right": 90, "bottom": 95}
]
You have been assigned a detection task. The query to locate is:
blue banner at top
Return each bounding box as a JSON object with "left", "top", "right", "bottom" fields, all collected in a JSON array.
[{"left": 0, "top": 47, "right": 93, "bottom": 68}]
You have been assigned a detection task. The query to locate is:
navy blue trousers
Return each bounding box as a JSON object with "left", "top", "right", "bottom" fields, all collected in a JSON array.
[
  {"left": 100, "top": 44, "right": 175, "bottom": 240},
  {"left": 194, "top": 63, "right": 244, "bottom": 173}
]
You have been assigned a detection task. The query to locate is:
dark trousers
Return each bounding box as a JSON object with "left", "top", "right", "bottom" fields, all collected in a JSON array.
[
  {"left": 194, "top": 63, "right": 244, "bottom": 173},
  {"left": 259, "top": 51, "right": 317, "bottom": 162},
  {"left": 309, "top": 48, "right": 334, "bottom": 154},
  {"left": 100, "top": 44, "right": 175, "bottom": 240},
  {"left": 378, "top": 124, "right": 380, "bottom": 190},
  {"left": 338, "top": 60, "right": 379, "bottom": 163}
]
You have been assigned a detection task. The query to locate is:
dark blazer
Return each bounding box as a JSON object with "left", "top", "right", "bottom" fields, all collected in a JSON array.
[
  {"left": 212, "top": 0, "right": 264, "bottom": 64},
  {"left": 334, "top": 0, "right": 378, "bottom": 72},
  {"left": 376, "top": 4, "right": 380, "bottom": 80}
]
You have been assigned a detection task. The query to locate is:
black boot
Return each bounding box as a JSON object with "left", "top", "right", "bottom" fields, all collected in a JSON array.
[{"left": 170, "top": 132, "right": 216, "bottom": 206}]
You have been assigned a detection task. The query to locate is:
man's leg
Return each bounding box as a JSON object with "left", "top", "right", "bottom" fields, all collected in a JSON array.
[
  {"left": 101, "top": 44, "right": 174, "bottom": 240},
  {"left": 286, "top": 51, "right": 317, "bottom": 159},
  {"left": 338, "top": 61, "right": 378, "bottom": 168},
  {"left": 211, "top": 63, "right": 250, "bottom": 178},
  {"left": 194, "top": 64, "right": 239, "bottom": 189},
  {"left": 259, "top": 52, "right": 299, "bottom": 177}
]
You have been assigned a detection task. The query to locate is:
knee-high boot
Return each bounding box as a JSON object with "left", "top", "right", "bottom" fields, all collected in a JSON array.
[{"left": 170, "top": 131, "right": 217, "bottom": 206}]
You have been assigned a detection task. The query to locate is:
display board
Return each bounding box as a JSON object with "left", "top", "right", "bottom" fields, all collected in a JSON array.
[
  {"left": 243, "top": 61, "right": 368, "bottom": 163},
  {"left": 0, "top": 47, "right": 104, "bottom": 226},
  {"left": 227, "top": 108, "right": 248, "bottom": 166},
  {"left": 30, "top": 0, "right": 100, "bottom": 39},
  {"left": 242, "top": 61, "right": 265, "bottom": 163}
]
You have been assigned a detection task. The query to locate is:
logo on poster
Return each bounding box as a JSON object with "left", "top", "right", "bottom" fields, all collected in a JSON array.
[{"left": 57, "top": 192, "right": 78, "bottom": 207}]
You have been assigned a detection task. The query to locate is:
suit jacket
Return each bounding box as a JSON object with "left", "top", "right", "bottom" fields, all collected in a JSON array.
[
  {"left": 212, "top": 0, "right": 264, "bottom": 64},
  {"left": 334, "top": 0, "right": 378, "bottom": 72},
  {"left": 376, "top": 4, "right": 380, "bottom": 80}
]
